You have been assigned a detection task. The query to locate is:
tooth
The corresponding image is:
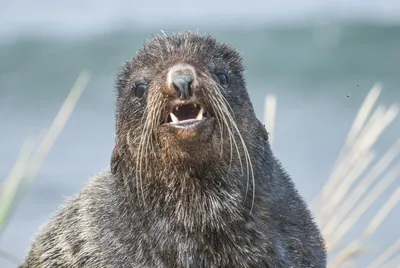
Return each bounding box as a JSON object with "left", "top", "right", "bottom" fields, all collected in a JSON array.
[
  {"left": 194, "top": 104, "right": 197, "bottom": 108},
  {"left": 175, "top": 106, "right": 179, "bottom": 111},
  {"left": 170, "top": 113, "right": 179, "bottom": 123},
  {"left": 196, "top": 107, "right": 204, "bottom": 120}
]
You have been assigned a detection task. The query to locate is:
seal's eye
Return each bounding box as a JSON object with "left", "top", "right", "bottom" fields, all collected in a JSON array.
[
  {"left": 135, "top": 83, "right": 147, "bottom": 98},
  {"left": 215, "top": 73, "right": 228, "bottom": 88}
]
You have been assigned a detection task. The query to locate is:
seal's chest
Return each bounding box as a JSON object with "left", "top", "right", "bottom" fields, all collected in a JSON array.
[{"left": 151, "top": 230, "right": 271, "bottom": 268}]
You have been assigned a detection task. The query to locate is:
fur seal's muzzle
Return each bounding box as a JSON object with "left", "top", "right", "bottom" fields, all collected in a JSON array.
[{"left": 162, "top": 63, "right": 214, "bottom": 132}]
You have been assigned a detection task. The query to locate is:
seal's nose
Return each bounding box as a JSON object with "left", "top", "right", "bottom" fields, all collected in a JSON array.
[
  {"left": 167, "top": 64, "right": 196, "bottom": 100},
  {"left": 172, "top": 74, "right": 193, "bottom": 100}
]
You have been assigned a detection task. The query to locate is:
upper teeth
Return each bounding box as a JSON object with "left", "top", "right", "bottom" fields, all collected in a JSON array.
[{"left": 170, "top": 112, "right": 179, "bottom": 123}]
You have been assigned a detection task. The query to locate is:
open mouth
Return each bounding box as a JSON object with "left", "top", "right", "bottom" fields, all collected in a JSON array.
[{"left": 165, "top": 103, "right": 209, "bottom": 125}]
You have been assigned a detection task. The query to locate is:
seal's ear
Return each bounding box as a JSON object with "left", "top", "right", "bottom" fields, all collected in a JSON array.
[{"left": 110, "top": 145, "right": 120, "bottom": 174}]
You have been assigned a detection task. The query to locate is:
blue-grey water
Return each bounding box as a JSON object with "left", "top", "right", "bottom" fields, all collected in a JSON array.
[{"left": 1, "top": 16, "right": 400, "bottom": 268}]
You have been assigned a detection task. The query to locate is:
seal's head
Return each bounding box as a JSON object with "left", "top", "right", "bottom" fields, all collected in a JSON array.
[{"left": 111, "top": 31, "right": 263, "bottom": 204}]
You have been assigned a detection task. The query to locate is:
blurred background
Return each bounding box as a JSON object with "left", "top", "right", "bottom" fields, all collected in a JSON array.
[{"left": 1, "top": 0, "right": 399, "bottom": 267}]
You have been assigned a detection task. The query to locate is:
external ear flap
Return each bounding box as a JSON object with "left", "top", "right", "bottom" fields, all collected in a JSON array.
[
  {"left": 257, "top": 121, "right": 269, "bottom": 142},
  {"left": 110, "top": 145, "right": 120, "bottom": 174}
]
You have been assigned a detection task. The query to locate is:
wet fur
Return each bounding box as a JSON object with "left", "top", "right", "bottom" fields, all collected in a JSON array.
[{"left": 20, "top": 31, "right": 326, "bottom": 267}]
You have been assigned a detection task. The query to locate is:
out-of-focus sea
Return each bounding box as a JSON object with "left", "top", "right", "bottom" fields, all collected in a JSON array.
[{"left": 1, "top": 9, "right": 399, "bottom": 267}]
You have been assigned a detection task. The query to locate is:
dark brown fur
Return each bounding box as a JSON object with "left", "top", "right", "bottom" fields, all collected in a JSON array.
[{"left": 20, "top": 31, "right": 326, "bottom": 268}]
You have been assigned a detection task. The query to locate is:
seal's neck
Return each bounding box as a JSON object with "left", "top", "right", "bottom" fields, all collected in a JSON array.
[{"left": 120, "top": 163, "right": 251, "bottom": 232}]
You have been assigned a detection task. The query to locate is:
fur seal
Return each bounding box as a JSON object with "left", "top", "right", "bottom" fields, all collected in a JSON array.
[{"left": 20, "top": 31, "right": 326, "bottom": 268}]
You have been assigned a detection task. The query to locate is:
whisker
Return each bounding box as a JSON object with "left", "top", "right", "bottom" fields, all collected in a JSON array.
[
  {"left": 203, "top": 77, "right": 255, "bottom": 213},
  {"left": 217, "top": 92, "right": 255, "bottom": 210},
  {"left": 205, "top": 93, "right": 234, "bottom": 168},
  {"left": 134, "top": 92, "right": 166, "bottom": 208},
  {"left": 206, "top": 89, "right": 238, "bottom": 173}
]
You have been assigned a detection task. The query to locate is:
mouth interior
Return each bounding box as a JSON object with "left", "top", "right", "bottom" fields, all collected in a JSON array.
[{"left": 167, "top": 104, "right": 207, "bottom": 124}]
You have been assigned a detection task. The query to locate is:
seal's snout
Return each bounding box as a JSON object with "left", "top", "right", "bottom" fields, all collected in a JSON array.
[{"left": 167, "top": 63, "right": 197, "bottom": 100}]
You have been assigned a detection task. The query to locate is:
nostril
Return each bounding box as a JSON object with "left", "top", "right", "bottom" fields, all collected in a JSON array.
[{"left": 172, "top": 75, "right": 193, "bottom": 100}]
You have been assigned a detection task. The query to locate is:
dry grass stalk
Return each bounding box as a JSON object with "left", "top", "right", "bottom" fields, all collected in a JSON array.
[
  {"left": 263, "top": 84, "right": 399, "bottom": 267},
  {"left": 367, "top": 239, "right": 400, "bottom": 268},
  {"left": 319, "top": 103, "right": 399, "bottom": 227},
  {"left": 379, "top": 255, "right": 400, "bottom": 268},
  {"left": 0, "top": 249, "right": 21, "bottom": 266},
  {"left": 323, "top": 137, "right": 400, "bottom": 241},
  {"left": 313, "top": 84, "right": 382, "bottom": 209},
  {"left": 0, "top": 71, "right": 90, "bottom": 264},
  {"left": 328, "top": 187, "right": 400, "bottom": 267},
  {"left": 326, "top": 165, "right": 400, "bottom": 250},
  {"left": 264, "top": 94, "right": 277, "bottom": 146},
  {"left": 23, "top": 70, "right": 91, "bottom": 186},
  {"left": 0, "top": 139, "right": 36, "bottom": 232}
]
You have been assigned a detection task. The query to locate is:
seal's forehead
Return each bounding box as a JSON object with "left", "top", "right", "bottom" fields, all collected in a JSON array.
[
  {"left": 133, "top": 31, "right": 242, "bottom": 67},
  {"left": 146, "top": 31, "right": 217, "bottom": 54}
]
